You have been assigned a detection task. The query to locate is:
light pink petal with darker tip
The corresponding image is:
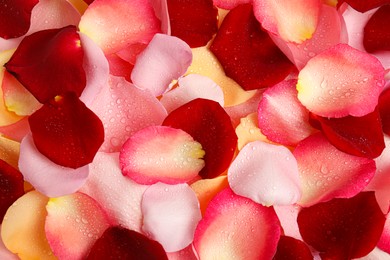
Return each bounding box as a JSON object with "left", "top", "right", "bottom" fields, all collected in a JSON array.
[
  {"left": 212, "top": 0, "right": 252, "bottom": 10},
  {"left": 141, "top": 182, "right": 202, "bottom": 252},
  {"left": 120, "top": 126, "right": 205, "bottom": 185},
  {"left": 18, "top": 134, "right": 89, "bottom": 197},
  {"left": 160, "top": 74, "right": 224, "bottom": 113},
  {"left": 90, "top": 75, "right": 167, "bottom": 153},
  {"left": 131, "top": 33, "right": 192, "bottom": 96},
  {"left": 228, "top": 141, "right": 301, "bottom": 206},
  {"left": 293, "top": 133, "right": 376, "bottom": 207},
  {"left": 45, "top": 192, "right": 111, "bottom": 260},
  {"left": 274, "top": 204, "right": 303, "bottom": 240},
  {"left": 253, "top": 0, "right": 321, "bottom": 43},
  {"left": 297, "top": 43, "right": 385, "bottom": 117},
  {"left": 193, "top": 188, "right": 281, "bottom": 259},
  {"left": 79, "top": 152, "right": 148, "bottom": 232},
  {"left": 79, "top": 33, "right": 109, "bottom": 107},
  {"left": 271, "top": 4, "right": 346, "bottom": 70},
  {"left": 258, "top": 79, "right": 314, "bottom": 146},
  {"left": 151, "top": 0, "right": 170, "bottom": 34},
  {"left": 167, "top": 245, "right": 197, "bottom": 260},
  {"left": 79, "top": 0, "right": 161, "bottom": 54}
]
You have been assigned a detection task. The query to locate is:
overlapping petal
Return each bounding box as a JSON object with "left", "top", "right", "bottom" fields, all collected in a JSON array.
[
  {"left": 340, "top": 0, "right": 390, "bottom": 12},
  {"left": 273, "top": 236, "right": 313, "bottom": 260},
  {"left": 212, "top": 0, "right": 251, "bottom": 10},
  {"left": 235, "top": 112, "right": 268, "bottom": 150},
  {"left": 0, "top": 134, "right": 20, "bottom": 169},
  {"left": 363, "top": 5, "right": 390, "bottom": 53}
]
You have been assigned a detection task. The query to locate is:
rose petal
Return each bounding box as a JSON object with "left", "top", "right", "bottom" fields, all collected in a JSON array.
[
  {"left": 120, "top": 126, "right": 205, "bottom": 185},
  {"left": 235, "top": 112, "right": 269, "bottom": 150},
  {"left": 1, "top": 191, "right": 55, "bottom": 259},
  {"left": 105, "top": 53, "right": 133, "bottom": 81},
  {"left": 90, "top": 75, "right": 167, "bottom": 153},
  {"left": 80, "top": 152, "right": 148, "bottom": 232},
  {"left": 363, "top": 5, "right": 390, "bottom": 53},
  {"left": 0, "top": 231, "right": 18, "bottom": 260},
  {"left": 273, "top": 236, "right": 313, "bottom": 260},
  {"left": 0, "top": 117, "right": 30, "bottom": 142},
  {"left": 167, "top": 244, "right": 197, "bottom": 260},
  {"left": 297, "top": 43, "right": 385, "bottom": 117},
  {"left": 274, "top": 204, "right": 303, "bottom": 240},
  {"left": 0, "top": 134, "right": 20, "bottom": 169},
  {"left": 378, "top": 213, "right": 390, "bottom": 254},
  {"left": 294, "top": 133, "right": 376, "bottom": 206},
  {"left": 193, "top": 188, "right": 281, "bottom": 259},
  {"left": 253, "top": 0, "right": 321, "bottom": 43},
  {"left": 228, "top": 141, "right": 301, "bottom": 206},
  {"left": 163, "top": 98, "right": 237, "bottom": 179},
  {"left": 78, "top": 0, "right": 161, "bottom": 54},
  {"left": 341, "top": 0, "right": 390, "bottom": 12},
  {"left": 151, "top": 0, "right": 171, "bottom": 34},
  {"left": 45, "top": 192, "right": 111, "bottom": 259},
  {"left": 86, "top": 226, "right": 168, "bottom": 260},
  {"left": 212, "top": 0, "right": 251, "bottom": 10},
  {"left": 298, "top": 192, "right": 386, "bottom": 259},
  {"left": 131, "top": 33, "right": 192, "bottom": 96},
  {"left": 210, "top": 4, "right": 294, "bottom": 91},
  {"left": 379, "top": 85, "right": 390, "bottom": 135},
  {"left": 141, "top": 182, "right": 202, "bottom": 252},
  {"left": 258, "top": 79, "right": 314, "bottom": 146},
  {"left": 19, "top": 134, "right": 89, "bottom": 197}
]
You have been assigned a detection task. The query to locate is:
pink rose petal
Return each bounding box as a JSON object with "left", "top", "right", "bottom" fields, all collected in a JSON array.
[
  {"left": 18, "top": 134, "right": 89, "bottom": 197},
  {"left": 378, "top": 212, "right": 390, "bottom": 254},
  {"left": 212, "top": 0, "right": 252, "bottom": 10},
  {"left": 45, "top": 192, "right": 111, "bottom": 259},
  {"left": 120, "top": 126, "right": 205, "bottom": 185},
  {"left": 258, "top": 79, "right": 315, "bottom": 146},
  {"left": 141, "top": 182, "right": 202, "bottom": 252},
  {"left": 274, "top": 204, "right": 303, "bottom": 240},
  {"left": 90, "top": 75, "right": 167, "bottom": 152},
  {"left": 297, "top": 43, "right": 385, "bottom": 117},
  {"left": 228, "top": 141, "right": 301, "bottom": 206},
  {"left": 294, "top": 133, "right": 376, "bottom": 206},
  {"left": 193, "top": 188, "right": 281, "bottom": 259},
  {"left": 160, "top": 74, "right": 224, "bottom": 113},
  {"left": 151, "top": 0, "right": 171, "bottom": 34},
  {"left": 131, "top": 33, "right": 192, "bottom": 96},
  {"left": 253, "top": 0, "right": 321, "bottom": 43},
  {"left": 79, "top": 152, "right": 148, "bottom": 232},
  {"left": 0, "top": 117, "right": 30, "bottom": 142}
]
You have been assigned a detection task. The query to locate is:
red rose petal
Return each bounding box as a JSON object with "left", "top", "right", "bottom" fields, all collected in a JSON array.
[
  {"left": 5, "top": 26, "right": 86, "bottom": 103},
  {"left": 378, "top": 213, "right": 390, "bottom": 254},
  {"left": 363, "top": 5, "right": 390, "bottom": 53},
  {"left": 167, "top": 0, "right": 218, "bottom": 48},
  {"left": 209, "top": 4, "right": 294, "bottom": 91},
  {"left": 297, "top": 192, "right": 386, "bottom": 259},
  {"left": 379, "top": 85, "right": 390, "bottom": 136},
  {"left": 309, "top": 108, "right": 385, "bottom": 159},
  {"left": 163, "top": 98, "right": 237, "bottom": 179},
  {"left": 0, "top": 0, "right": 39, "bottom": 39},
  {"left": 341, "top": 0, "right": 390, "bottom": 12},
  {"left": 86, "top": 226, "right": 168, "bottom": 260},
  {"left": 0, "top": 159, "right": 24, "bottom": 221},
  {"left": 28, "top": 92, "right": 104, "bottom": 169},
  {"left": 273, "top": 236, "right": 313, "bottom": 260}
]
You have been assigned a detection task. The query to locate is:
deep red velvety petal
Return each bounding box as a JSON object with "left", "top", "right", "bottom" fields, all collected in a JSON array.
[
  {"left": 167, "top": 0, "right": 218, "bottom": 48},
  {"left": 363, "top": 5, "right": 390, "bottom": 53},
  {"left": 273, "top": 236, "right": 313, "bottom": 260},
  {"left": 5, "top": 25, "right": 86, "bottom": 103},
  {"left": 163, "top": 98, "right": 237, "bottom": 179},
  {"left": 209, "top": 4, "right": 294, "bottom": 91},
  {"left": 28, "top": 92, "right": 104, "bottom": 169},
  {"left": 379, "top": 88, "right": 390, "bottom": 135},
  {"left": 0, "top": 0, "right": 39, "bottom": 39},
  {"left": 309, "top": 109, "right": 385, "bottom": 159},
  {"left": 298, "top": 192, "right": 386, "bottom": 259},
  {"left": 341, "top": 0, "right": 390, "bottom": 12},
  {"left": 0, "top": 159, "right": 24, "bottom": 221},
  {"left": 86, "top": 226, "right": 168, "bottom": 260}
]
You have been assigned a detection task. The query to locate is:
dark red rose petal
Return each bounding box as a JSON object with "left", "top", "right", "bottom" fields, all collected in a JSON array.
[
  {"left": 309, "top": 109, "right": 385, "bottom": 159},
  {"left": 167, "top": 0, "right": 218, "bottom": 48},
  {"left": 28, "top": 92, "right": 104, "bottom": 169},
  {"left": 86, "top": 226, "right": 168, "bottom": 260},
  {"left": 5, "top": 25, "right": 86, "bottom": 103},
  {"left": 297, "top": 192, "right": 386, "bottom": 259},
  {"left": 379, "top": 88, "right": 390, "bottom": 135},
  {"left": 0, "top": 0, "right": 39, "bottom": 39},
  {"left": 363, "top": 5, "right": 390, "bottom": 53},
  {"left": 0, "top": 159, "right": 24, "bottom": 222},
  {"left": 163, "top": 98, "right": 237, "bottom": 179},
  {"left": 338, "top": 0, "right": 390, "bottom": 12},
  {"left": 273, "top": 236, "right": 313, "bottom": 260},
  {"left": 209, "top": 4, "right": 295, "bottom": 91}
]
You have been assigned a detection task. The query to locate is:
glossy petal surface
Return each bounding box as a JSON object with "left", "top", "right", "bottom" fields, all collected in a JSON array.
[
  {"left": 273, "top": 236, "right": 313, "bottom": 260},
  {"left": 363, "top": 5, "right": 390, "bottom": 53}
]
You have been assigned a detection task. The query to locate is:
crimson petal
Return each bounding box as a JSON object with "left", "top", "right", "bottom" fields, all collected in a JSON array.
[
  {"left": 379, "top": 88, "right": 390, "bottom": 135},
  {"left": 309, "top": 109, "right": 385, "bottom": 159},
  {"left": 5, "top": 25, "right": 86, "bottom": 103},
  {"left": 86, "top": 226, "right": 168, "bottom": 260},
  {"left": 297, "top": 192, "right": 386, "bottom": 259},
  {"left": 273, "top": 236, "right": 313, "bottom": 260},
  {"left": 363, "top": 5, "right": 390, "bottom": 53},
  {"left": 0, "top": 159, "right": 24, "bottom": 221},
  {"left": 163, "top": 98, "right": 237, "bottom": 179},
  {"left": 209, "top": 4, "right": 295, "bottom": 91},
  {"left": 339, "top": 0, "right": 390, "bottom": 12},
  {"left": 0, "top": 0, "right": 39, "bottom": 39},
  {"left": 167, "top": 0, "right": 218, "bottom": 48},
  {"left": 28, "top": 92, "right": 104, "bottom": 169}
]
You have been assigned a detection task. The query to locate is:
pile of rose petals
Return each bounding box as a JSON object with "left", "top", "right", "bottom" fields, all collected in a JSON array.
[{"left": 1, "top": 0, "right": 390, "bottom": 259}]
